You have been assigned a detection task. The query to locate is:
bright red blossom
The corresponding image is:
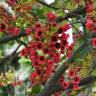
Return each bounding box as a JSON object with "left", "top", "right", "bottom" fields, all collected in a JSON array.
[
  {"left": 62, "top": 81, "right": 69, "bottom": 89},
  {"left": 91, "top": 38, "right": 96, "bottom": 48},
  {"left": 25, "top": 28, "right": 31, "bottom": 35},
  {"left": 86, "top": 19, "right": 94, "bottom": 30},
  {"left": 73, "top": 76, "right": 80, "bottom": 84},
  {"left": 73, "top": 84, "right": 79, "bottom": 90},
  {"left": 47, "top": 12, "right": 56, "bottom": 21},
  {"left": 9, "top": 27, "right": 20, "bottom": 36},
  {"left": 68, "top": 70, "right": 75, "bottom": 78},
  {"left": 86, "top": 2, "right": 94, "bottom": 13},
  {"left": 35, "top": 29, "right": 44, "bottom": 39}
]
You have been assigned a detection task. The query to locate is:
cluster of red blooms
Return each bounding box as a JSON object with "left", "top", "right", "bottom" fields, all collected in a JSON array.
[
  {"left": 0, "top": 23, "right": 32, "bottom": 36},
  {"left": 20, "top": 12, "right": 77, "bottom": 86},
  {"left": 85, "top": 0, "right": 94, "bottom": 31},
  {"left": 54, "top": 67, "right": 81, "bottom": 96},
  {"left": 59, "top": 68, "right": 81, "bottom": 92},
  {"left": 85, "top": 0, "right": 96, "bottom": 48}
]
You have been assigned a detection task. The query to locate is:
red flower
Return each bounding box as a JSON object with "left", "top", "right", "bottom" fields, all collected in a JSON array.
[
  {"left": 91, "top": 38, "right": 96, "bottom": 48},
  {"left": 25, "top": 28, "right": 31, "bottom": 35},
  {"left": 62, "top": 81, "right": 69, "bottom": 89},
  {"left": 86, "top": 3, "right": 94, "bottom": 13},
  {"left": 36, "top": 68, "right": 42, "bottom": 75},
  {"left": 86, "top": 19, "right": 94, "bottom": 30},
  {"left": 62, "top": 24, "right": 71, "bottom": 32},
  {"left": 45, "top": 66, "right": 54, "bottom": 76},
  {"left": 47, "top": 12, "right": 56, "bottom": 21},
  {"left": 47, "top": 59, "right": 53, "bottom": 66},
  {"left": 61, "top": 39, "right": 68, "bottom": 47},
  {"left": 29, "top": 41, "right": 36, "bottom": 48},
  {"left": 20, "top": 48, "right": 28, "bottom": 56},
  {"left": 36, "top": 42, "right": 44, "bottom": 50},
  {"left": 35, "top": 22, "right": 42, "bottom": 28},
  {"left": 68, "top": 70, "right": 75, "bottom": 78},
  {"left": 30, "top": 72, "right": 38, "bottom": 78},
  {"left": 29, "top": 49, "right": 36, "bottom": 56},
  {"left": 67, "top": 43, "right": 74, "bottom": 50},
  {"left": 9, "top": 27, "right": 20, "bottom": 36},
  {"left": 73, "top": 76, "right": 80, "bottom": 84},
  {"left": 61, "top": 33, "right": 69, "bottom": 40},
  {"left": 39, "top": 56, "right": 45, "bottom": 61},
  {"left": 14, "top": 27, "right": 20, "bottom": 35},
  {"left": 32, "top": 60, "right": 39, "bottom": 68},
  {"left": 49, "top": 42, "right": 55, "bottom": 50},
  {"left": 53, "top": 52, "right": 60, "bottom": 63},
  {"left": 29, "top": 49, "right": 36, "bottom": 61},
  {"left": 29, "top": 71, "right": 38, "bottom": 83},
  {"left": 73, "top": 84, "right": 79, "bottom": 90},
  {"left": 51, "top": 36, "right": 58, "bottom": 42},
  {"left": 35, "top": 29, "right": 44, "bottom": 39},
  {"left": 43, "top": 48, "right": 49, "bottom": 54}
]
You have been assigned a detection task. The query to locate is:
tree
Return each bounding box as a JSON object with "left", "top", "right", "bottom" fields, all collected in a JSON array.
[{"left": 0, "top": 0, "right": 96, "bottom": 96}]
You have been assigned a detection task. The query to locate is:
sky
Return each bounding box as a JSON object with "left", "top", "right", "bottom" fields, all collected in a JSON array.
[{"left": 44, "top": 0, "right": 55, "bottom": 4}]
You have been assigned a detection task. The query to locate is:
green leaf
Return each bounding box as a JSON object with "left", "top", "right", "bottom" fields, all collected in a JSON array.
[
  {"left": 32, "top": 85, "right": 42, "bottom": 94},
  {"left": 32, "top": 8, "right": 45, "bottom": 18}
]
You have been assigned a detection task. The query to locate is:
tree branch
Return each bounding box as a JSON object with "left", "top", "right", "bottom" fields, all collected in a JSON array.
[
  {"left": 0, "top": 31, "right": 26, "bottom": 44},
  {"left": 55, "top": 6, "right": 86, "bottom": 23},
  {"left": 37, "top": 75, "right": 96, "bottom": 96}
]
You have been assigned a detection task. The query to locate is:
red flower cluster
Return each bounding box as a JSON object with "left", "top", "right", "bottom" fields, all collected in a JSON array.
[
  {"left": 20, "top": 21, "right": 73, "bottom": 85},
  {"left": 59, "top": 68, "right": 80, "bottom": 90},
  {"left": 25, "top": 28, "right": 32, "bottom": 35},
  {"left": 47, "top": 12, "right": 56, "bottom": 21},
  {"left": 86, "top": 19, "right": 94, "bottom": 30},
  {"left": 85, "top": 0, "right": 96, "bottom": 32},
  {"left": 85, "top": 0, "right": 94, "bottom": 13},
  {"left": 91, "top": 38, "right": 96, "bottom": 48}
]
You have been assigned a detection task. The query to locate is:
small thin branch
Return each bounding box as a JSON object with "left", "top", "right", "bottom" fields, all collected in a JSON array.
[
  {"left": 0, "top": 31, "right": 26, "bottom": 44},
  {"left": 55, "top": 6, "right": 86, "bottom": 23}
]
